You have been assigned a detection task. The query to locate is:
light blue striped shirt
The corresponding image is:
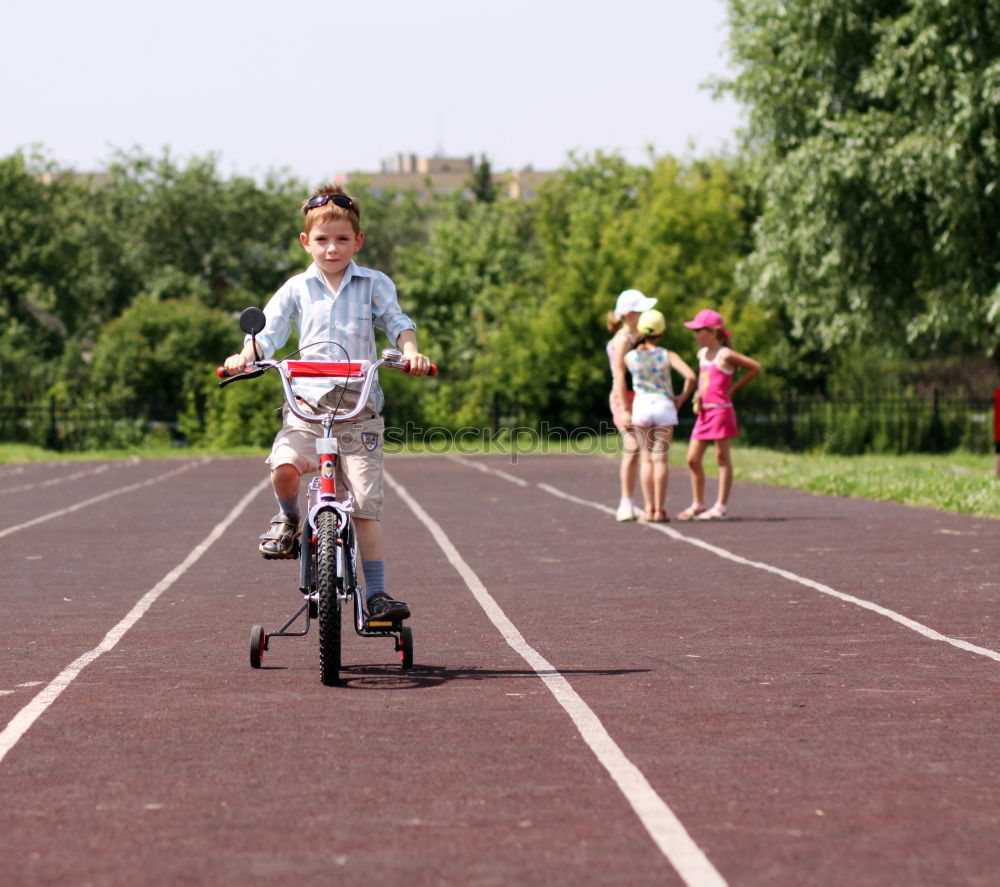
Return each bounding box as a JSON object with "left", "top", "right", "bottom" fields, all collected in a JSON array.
[{"left": 247, "top": 260, "right": 416, "bottom": 412}]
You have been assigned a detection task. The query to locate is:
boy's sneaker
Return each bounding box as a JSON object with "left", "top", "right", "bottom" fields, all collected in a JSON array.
[
  {"left": 615, "top": 501, "right": 640, "bottom": 522},
  {"left": 366, "top": 591, "right": 410, "bottom": 623}
]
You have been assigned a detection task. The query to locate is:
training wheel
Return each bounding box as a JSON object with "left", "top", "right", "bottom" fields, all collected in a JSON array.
[
  {"left": 398, "top": 625, "right": 414, "bottom": 670},
  {"left": 250, "top": 624, "right": 266, "bottom": 669}
]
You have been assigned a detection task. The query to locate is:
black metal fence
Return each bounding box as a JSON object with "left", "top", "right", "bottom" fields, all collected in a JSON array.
[
  {"left": 681, "top": 391, "right": 995, "bottom": 454},
  {"left": 0, "top": 401, "right": 177, "bottom": 452},
  {"left": 1, "top": 391, "right": 996, "bottom": 454}
]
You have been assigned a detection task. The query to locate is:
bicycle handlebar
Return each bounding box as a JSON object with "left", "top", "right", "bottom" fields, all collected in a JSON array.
[
  {"left": 217, "top": 349, "right": 437, "bottom": 426},
  {"left": 216, "top": 358, "right": 436, "bottom": 381}
]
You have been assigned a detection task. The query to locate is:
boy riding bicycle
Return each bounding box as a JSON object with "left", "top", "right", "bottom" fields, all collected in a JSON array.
[{"left": 222, "top": 184, "right": 432, "bottom": 622}]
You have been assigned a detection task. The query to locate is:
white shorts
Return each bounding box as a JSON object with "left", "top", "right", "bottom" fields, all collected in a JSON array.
[{"left": 631, "top": 392, "right": 678, "bottom": 428}]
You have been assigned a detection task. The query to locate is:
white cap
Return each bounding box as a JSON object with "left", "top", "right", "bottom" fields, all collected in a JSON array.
[{"left": 614, "top": 289, "right": 657, "bottom": 319}]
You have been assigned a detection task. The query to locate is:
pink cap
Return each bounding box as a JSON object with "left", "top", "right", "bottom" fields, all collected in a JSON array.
[{"left": 683, "top": 309, "right": 731, "bottom": 338}]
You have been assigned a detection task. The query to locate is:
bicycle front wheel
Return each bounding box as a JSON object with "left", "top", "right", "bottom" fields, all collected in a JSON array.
[{"left": 315, "top": 510, "right": 342, "bottom": 686}]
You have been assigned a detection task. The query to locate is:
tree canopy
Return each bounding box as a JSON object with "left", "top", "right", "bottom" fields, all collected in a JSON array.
[{"left": 721, "top": 0, "right": 1000, "bottom": 365}]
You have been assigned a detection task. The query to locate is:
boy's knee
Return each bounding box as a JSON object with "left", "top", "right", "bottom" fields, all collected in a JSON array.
[
  {"left": 272, "top": 463, "right": 300, "bottom": 481},
  {"left": 270, "top": 464, "right": 302, "bottom": 495}
]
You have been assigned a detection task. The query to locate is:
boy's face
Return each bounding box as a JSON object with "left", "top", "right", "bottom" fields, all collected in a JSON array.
[{"left": 300, "top": 218, "right": 364, "bottom": 279}]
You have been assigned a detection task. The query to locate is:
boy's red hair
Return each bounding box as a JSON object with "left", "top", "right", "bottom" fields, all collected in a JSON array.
[{"left": 302, "top": 183, "right": 361, "bottom": 235}]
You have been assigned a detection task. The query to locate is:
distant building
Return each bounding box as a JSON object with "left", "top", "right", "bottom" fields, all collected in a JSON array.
[
  {"left": 337, "top": 153, "right": 556, "bottom": 202},
  {"left": 36, "top": 169, "right": 114, "bottom": 188}
]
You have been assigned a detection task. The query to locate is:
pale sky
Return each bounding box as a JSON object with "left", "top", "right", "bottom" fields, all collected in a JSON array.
[{"left": 1, "top": 0, "right": 743, "bottom": 182}]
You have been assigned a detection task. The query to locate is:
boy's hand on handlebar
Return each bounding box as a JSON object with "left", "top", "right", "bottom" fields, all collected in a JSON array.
[
  {"left": 223, "top": 353, "right": 250, "bottom": 375},
  {"left": 404, "top": 351, "right": 433, "bottom": 376}
]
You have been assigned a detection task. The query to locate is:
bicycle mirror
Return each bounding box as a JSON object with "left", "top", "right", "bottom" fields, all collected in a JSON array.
[{"left": 240, "top": 307, "right": 266, "bottom": 336}]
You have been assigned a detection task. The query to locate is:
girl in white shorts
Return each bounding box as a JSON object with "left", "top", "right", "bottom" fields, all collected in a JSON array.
[{"left": 624, "top": 310, "right": 696, "bottom": 522}]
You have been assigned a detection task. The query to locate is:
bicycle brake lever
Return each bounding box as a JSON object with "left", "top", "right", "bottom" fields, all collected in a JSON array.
[{"left": 217, "top": 366, "right": 267, "bottom": 387}]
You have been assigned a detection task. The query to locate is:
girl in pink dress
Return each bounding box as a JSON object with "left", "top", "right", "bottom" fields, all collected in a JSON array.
[{"left": 677, "top": 309, "right": 761, "bottom": 520}]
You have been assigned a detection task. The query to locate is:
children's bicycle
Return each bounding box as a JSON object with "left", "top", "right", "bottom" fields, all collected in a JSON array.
[{"left": 218, "top": 307, "right": 435, "bottom": 686}]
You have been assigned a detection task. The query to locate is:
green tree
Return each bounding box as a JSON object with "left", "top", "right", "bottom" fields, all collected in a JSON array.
[
  {"left": 89, "top": 296, "right": 241, "bottom": 420},
  {"left": 501, "top": 152, "right": 757, "bottom": 429},
  {"left": 392, "top": 193, "right": 540, "bottom": 427},
  {"left": 470, "top": 154, "right": 497, "bottom": 204},
  {"left": 618, "top": 155, "right": 765, "bottom": 361},
  {"left": 0, "top": 147, "right": 310, "bottom": 419},
  {"left": 390, "top": 151, "right": 758, "bottom": 432},
  {"left": 721, "top": 0, "right": 1000, "bottom": 371},
  {"left": 525, "top": 152, "right": 649, "bottom": 426},
  {"left": 96, "top": 148, "right": 306, "bottom": 314},
  {"left": 0, "top": 153, "right": 99, "bottom": 384},
  {"left": 345, "top": 180, "right": 430, "bottom": 280}
]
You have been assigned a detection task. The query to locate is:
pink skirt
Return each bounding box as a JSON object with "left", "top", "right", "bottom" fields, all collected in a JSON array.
[{"left": 691, "top": 404, "right": 738, "bottom": 440}]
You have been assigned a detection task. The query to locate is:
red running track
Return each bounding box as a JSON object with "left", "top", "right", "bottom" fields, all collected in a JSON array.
[{"left": 0, "top": 454, "right": 997, "bottom": 886}]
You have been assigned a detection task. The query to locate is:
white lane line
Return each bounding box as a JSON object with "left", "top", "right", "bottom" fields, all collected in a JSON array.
[
  {"left": 0, "top": 462, "right": 113, "bottom": 496},
  {"left": 447, "top": 454, "right": 530, "bottom": 487},
  {"left": 0, "top": 478, "right": 270, "bottom": 766},
  {"left": 533, "top": 481, "right": 1000, "bottom": 665},
  {"left": 386, "top": 470, "right": 727, "bottom": 887},
  {"left": 0, "top": 459, "right": 209, "bottom": 540}
]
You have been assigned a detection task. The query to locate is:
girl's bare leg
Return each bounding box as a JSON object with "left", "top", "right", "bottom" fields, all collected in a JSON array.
[
  {"left": 620, "top": 427, "right": 640, "bottom": 500},
  {"left": 635, "top": 427, "right": 654, "bottom": 514},
  {"left": 715, "top": 438, "right": 734, "bottom": 505},
  {"left": 649, "top": 425, "right": 673, "bottom": 512},
  {"left": 686, "top": 437, "right": 709, "bottom": 505}
]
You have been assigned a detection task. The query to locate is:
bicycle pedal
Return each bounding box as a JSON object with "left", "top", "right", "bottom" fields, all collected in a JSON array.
[
  {"left": 260, "top": 543, "right": 300, "bottom": 561},
  {"left": 366, "top": 620, "right": 397, "bottom": 629},
  {"left": 261, "top": 552, "right": 298, "bottom": 561}
]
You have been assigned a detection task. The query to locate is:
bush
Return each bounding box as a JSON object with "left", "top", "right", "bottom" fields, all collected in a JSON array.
[{"left": 90, "top": 297, "right": 242, "bottom": 421}]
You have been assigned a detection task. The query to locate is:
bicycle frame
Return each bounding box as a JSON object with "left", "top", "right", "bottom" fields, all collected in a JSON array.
[{"left": 224, "top": 345, "right": 421, "bottom": 675}]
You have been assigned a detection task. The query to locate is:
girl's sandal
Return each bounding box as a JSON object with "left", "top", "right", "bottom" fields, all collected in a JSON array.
[
  {"left": 696, "top": 504, "right": 728, "bottom": 521},
  {"left": 677, "top": 504, "right": 707, "bottom": 521},
  {"left": 652, "top": 509, "right": 669, "bottom": 523}
]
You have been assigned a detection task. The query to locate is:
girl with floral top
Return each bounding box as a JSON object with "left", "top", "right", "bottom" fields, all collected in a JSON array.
[{"left": 624, "top": 310, "right": 696, "bottom": 522}]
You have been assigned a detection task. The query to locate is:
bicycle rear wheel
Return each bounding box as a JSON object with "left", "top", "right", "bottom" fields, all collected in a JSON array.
[{"left": 315, "top": 510, "right": 341, "bottom": 685}]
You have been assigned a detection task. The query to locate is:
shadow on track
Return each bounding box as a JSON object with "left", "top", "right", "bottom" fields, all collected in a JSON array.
[
  {"left": 673, "top": 515, "right": 847, "bottom": 524},
  {"left": 331, "top": 663, "right": 651, "bottom": 692}
]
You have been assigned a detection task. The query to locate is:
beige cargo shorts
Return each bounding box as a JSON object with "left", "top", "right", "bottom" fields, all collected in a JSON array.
[{"left": 266, "top": 389, "right": 384, "bottom": 520}]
